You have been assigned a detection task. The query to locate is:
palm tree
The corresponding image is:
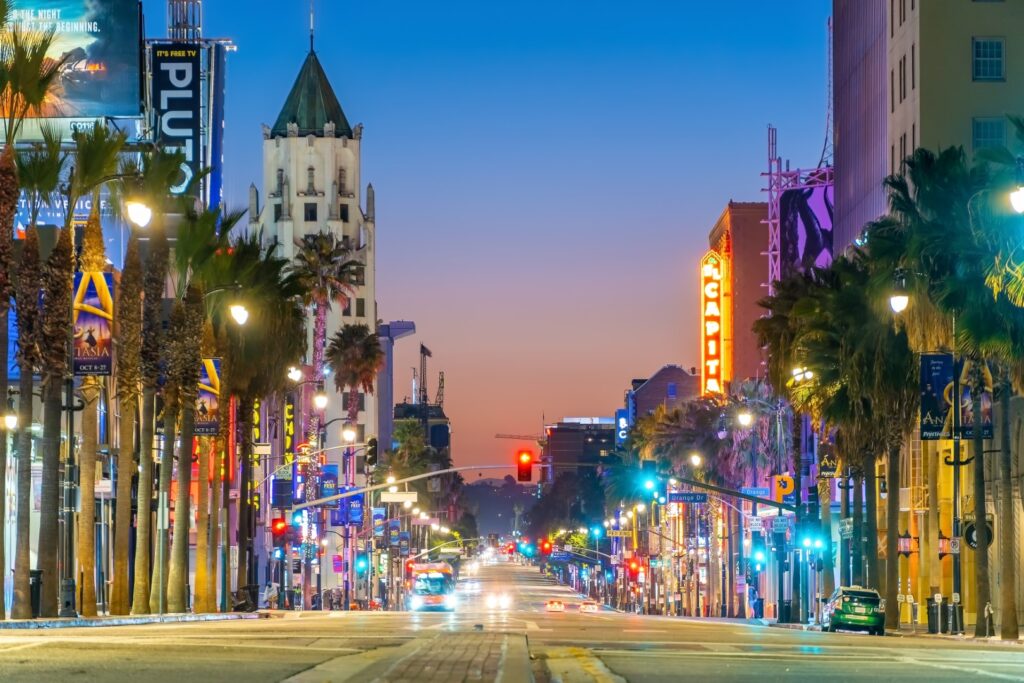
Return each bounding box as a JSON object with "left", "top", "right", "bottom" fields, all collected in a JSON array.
[
  {"left": 129, "top": 149, "right": 184, "bottom": 615},
  {"left": 292, "top": 231, "right": 361, "bottom": 439},
  {"left": 0, "top": 7, "right": 66, "bottom": 619},
  {"left": 109, "top": 234, "right": 142, "bottom": 615},
  {"left": 72, "top": 122, "right": 126, "bottom": 617},
  {"left": 325, "top": 323, "right": 385, "bottom": 432},
  {"left": 11, "top": 223, "right": 41, "bottom": 619}
]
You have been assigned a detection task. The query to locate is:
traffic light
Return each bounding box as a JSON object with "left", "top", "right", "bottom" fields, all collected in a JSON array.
[
  {"left": 366, "top": 437, "right": 378, "bottom": 467},
  {"left": 540, "top": 539, "right": 552, "bottom": 555},
  {"left": 516, "top": 450, "right": 533, "bottom": 482},
  {"left": 355, "top": 556, "right": 369, "bottom": 574},
  {"left": 292, "top": 510, "right": 304, "bottom": 526},
  {"left": 271, "top": 517, "right": 288, "bottom": 546},
  {"left": 750, "top": 535, "right": 767, "bottom": 573},
  {"left": 627, "top": 559, "right": 640, "bottom": 580}
]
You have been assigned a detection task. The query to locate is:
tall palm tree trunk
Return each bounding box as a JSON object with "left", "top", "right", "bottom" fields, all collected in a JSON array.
[
  {"left": 77, "top": 378, "right": 100, "bottom": 616},
  {"left": 790, "top": 417, "right": 803, "bottom": 622},
  {"left": 109, "top": 395, "right": 136, "bottom": 614},
  {"left": 0, "top": 148, "right": 14, "bottom": 621},
  {"left": 865, "top": 464, "right": 880, "bottom": 590},
  {"left": 11, "top": 369, "right": 34, "bottom": 618},
  {"left": 0, "top": 363, "right": 6, "bottom": 620},
  {"left": 819, "top": 477, "right": 835, "bottom": 599},
  {"left": 168, "top": 403, "right": 195, "bottom": 612},
  {"left": 236, "top": 396, "right": 254, "bottom": 599},
  {"left": 131, "top": 388, "right": 156, "bottom": 614},
  {"left": 851, "top": 471, "right": 863, "bottom": 585},
  {"left": 735, "top": 506, "right": 745, "bottom": 618},
  {"left": 971, "top": 379, "right": 992, "bottom": 637},
  {"left": 38, "top": 380, "right": 63, "bottom": 617},
  {"left": 997, "top": 377, "right": 1019, "bottom": 640},
  {"left": 150, "top": 402, "right": 178, "bottom": 613},
  {"left": 208, "top": 436, "right": 224, "bottom": 610},
  {"left": 885, "top": 440, "right": 901, "bottom": 630},
  {"left": 194, "top": 436, "right": 210, "bottom": 612}
]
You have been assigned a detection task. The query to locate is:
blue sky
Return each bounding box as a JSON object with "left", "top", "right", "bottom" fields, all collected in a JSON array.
[{"left": 141, "top": 0, "right": 831, "bottom": 467}]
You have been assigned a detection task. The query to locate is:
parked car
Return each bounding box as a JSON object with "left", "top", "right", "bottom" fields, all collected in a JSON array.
[{"left": 822, "top": 586, "right": 885, "bottom": 635}]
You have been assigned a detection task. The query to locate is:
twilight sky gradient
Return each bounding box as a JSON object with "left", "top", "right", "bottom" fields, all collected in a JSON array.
[{"left": 142, "top": 0, "right": 830, "bottom": 470}]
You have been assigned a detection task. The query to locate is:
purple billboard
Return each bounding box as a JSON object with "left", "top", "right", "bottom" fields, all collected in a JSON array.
[{"left": 780, "top": 184, "right": 834, "bottom": 277}]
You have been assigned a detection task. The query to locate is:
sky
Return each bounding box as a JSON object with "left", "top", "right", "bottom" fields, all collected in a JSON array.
[{"left": 142, "top": 0, "right": 831, "bottom": 472}]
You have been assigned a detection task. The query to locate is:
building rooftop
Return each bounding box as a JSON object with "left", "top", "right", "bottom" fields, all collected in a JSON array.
[{"left": 271, "top": 50, "right": 353, "bottom": 139}]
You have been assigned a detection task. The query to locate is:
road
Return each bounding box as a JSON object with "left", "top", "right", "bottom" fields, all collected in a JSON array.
[{"left": 1, "top": 559, "right": 1022, "bottom": 681}]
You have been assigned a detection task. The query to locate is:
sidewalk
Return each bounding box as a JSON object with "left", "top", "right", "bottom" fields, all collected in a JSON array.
[
  {"left": 0, "top": 612, "right": 263, "bottom": 630},
  {"left": 771, "top": 620, "right": 1024, "bottom": 644}
]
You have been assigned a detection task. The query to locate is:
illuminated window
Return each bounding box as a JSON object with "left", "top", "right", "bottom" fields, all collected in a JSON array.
[{"left": 973, "top": 38, "right": 1005, "bottom": 81}]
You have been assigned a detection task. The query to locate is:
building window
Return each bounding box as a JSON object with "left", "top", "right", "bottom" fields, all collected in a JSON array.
[
  {"left": 973, "top": 117, "right": 1006, "bottom": 150},
  {"left": 273, "top": 203, "right": 282, "bottom": 222},
  {"left": 666, "top": 382, "right": 678, "bottom": 400},
  {"left": 890, "top": 69, "right": 894, "bottom": 113},
  {"left": 342, "top": 299, "right": 352, "bottom": 317},
  {"left": 911, "top": 44, "right": 916, "bottom": 89},
  {"left": 972, "top": 38, "right": 1005, "bottom": 81},
  {"left": 912, "top": 122, "right": 916, "bottom": 151},
  {"left": 351, "top": 266, "right": 366, "bottom": 286},
  {"left": 304, "top": 202, "right": 317, "bottom": 222},
  {"left": 355, "top": 298, "right": 366, "bottom": 318},
  {"left": 891, "top": 144, "right": 895, "bottom": 175},
  {"left": 899, "top": 56, "right": 906, "bottom": 102},
  {"left": 890, "top": 0, "right": 894, "bottom": 37},
  {"left": 340, "top": 204, "right": 350, "bottom": 222}
]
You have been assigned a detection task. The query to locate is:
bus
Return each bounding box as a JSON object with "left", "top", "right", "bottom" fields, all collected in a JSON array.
[{"left": 407, "top": 562, "right": 457, "bottom": 612}]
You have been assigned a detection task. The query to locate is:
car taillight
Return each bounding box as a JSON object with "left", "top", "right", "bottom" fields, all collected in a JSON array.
[{"left": 877, "top": 599, "right": 886, "bottom": 612}]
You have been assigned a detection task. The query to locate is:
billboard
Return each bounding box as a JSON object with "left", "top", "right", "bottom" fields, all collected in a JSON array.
[
  {"left": 780, "top": 184, "right": 834, "bottom": 277},
  {"left": 8, "top": 1, "right": 141, "bottom": 118},
  {"left": 72, "top": 271, "right": 113, "bottom": 375},
  {"left": 700, "top": 251, "right": 726, "bottom": 396},
  {"left": 152, "top": 42, "right": 201, "bottom": 194}
]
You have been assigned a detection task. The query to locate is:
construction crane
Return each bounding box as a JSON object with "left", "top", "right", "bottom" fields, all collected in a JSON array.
[
  {"left": 419, "top": 344, "right": 432, "bottom": 437},
  {"left": 435, "top": 371, "right": 444, "bottom": 408}
]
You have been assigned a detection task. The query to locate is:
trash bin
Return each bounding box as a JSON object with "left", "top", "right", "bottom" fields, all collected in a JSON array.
[
  {"left": 780, "top": 599, "right": 792, "bottom": 623},
  {"left": 926, "top": 597, "right": 941, "bottom": 634},
  {"left": 29, "top": 570, "right": 43, "bottom": 618}
]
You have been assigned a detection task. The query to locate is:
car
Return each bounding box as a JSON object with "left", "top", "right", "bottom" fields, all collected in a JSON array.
[
  {"left": 579, "top": 600, "right": 599, "bottom": 613},
  {"left": 545, "top": 600, "right": 565, "bottom": 612},
  {"left": 822, "top": 586, "right": 886, "bottom": 635}
]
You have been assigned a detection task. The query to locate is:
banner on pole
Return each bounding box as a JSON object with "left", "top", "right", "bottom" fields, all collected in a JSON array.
[
  {"left": 372, "top": 507, "right": 386, "bottom": 537},
  {"left": 920, "top": 353, "right": 954, "bottom": 440},
  {"left": 72, "top": 272, "right": 114, "bottom": 375},
  {"left": 321, "top": 464, "right": 339, "bottom": 509},
  {"left": 195, "top": 358, "right": 221, "bottom": 435}
]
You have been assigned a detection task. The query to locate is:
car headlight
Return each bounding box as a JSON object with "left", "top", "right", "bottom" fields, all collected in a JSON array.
[
  {"left": 486, "top": 594, "right": 498, "bottom": 608},
  {"left": 410, "top": 595, "right": 424, "bottom": 610},
  {"left": 444, "top": 595, "right": 458, "bottom": 609}
]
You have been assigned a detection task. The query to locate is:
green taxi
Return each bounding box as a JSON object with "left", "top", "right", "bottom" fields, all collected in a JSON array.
[{"left": 822, "top": 586, "right": 885, "bottom": 635}]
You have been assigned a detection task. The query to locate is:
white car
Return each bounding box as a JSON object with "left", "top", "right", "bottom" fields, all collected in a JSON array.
[
  {"left": 545, "top": 600, "right": 565, "bottom": 612},
  {"left": 579, "top": 600, "right": 599, "bottom": 613},
  {"left": 486, "top": 593, "right": 512, "bottom": 610}
]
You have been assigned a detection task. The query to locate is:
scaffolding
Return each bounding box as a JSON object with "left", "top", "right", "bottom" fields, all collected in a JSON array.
[{"left": 168, "top": 0, "right": 202, "bottom": 41}]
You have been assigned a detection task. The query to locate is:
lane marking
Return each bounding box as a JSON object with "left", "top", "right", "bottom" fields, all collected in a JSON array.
[
  {"left": 899, "top": 656, "right": 1024, "bottom": 681},
  {"left": 0, "top": 642, "right": 45, "bottom": 654}
]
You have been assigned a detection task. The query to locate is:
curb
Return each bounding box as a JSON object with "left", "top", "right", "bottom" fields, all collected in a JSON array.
[
  {"left": 502, "top": 633, "right": 533, "bottom": 683},
  {"left": 0, "top": 612, "right": 263, "bottom": 630}
]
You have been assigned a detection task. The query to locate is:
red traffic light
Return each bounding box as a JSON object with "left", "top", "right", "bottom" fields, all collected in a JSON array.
[
  {"left": 272, "top": 517, "right": 287, "bottom": 535},
  {"left": 516, "top": 450, "right": 533, "bottom": 482}
]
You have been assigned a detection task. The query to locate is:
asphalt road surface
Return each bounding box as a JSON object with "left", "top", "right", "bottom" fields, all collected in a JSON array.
[{"left": 1, "top": 559, "right": 1022, "bottom": 682}]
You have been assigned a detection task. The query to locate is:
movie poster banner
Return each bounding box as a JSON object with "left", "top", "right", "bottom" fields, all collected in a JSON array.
[
  {"left": 959, "top": 359, "right": 994, "bottom": 440},
  {"left": 920, "top": 353, "right": 954, "bottom": 440},
  {"left": 195, "top": 358, "right": 221, "bottom": 435},
  {"left": 321, "top": 465, "right": 340, "bottom": 509},
  {"left": 72, "top": 272, "right": 113, "bottom": 375}
]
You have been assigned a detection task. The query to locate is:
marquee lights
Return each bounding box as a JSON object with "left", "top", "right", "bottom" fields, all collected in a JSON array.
[{"left": 701, "top": 251, "right": 725, "bottom": 396}]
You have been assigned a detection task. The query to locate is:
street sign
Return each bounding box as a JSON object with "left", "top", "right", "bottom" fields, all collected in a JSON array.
[
  {"left": 747, "top": 517, "right": 764, "bottom": 532},
  {"left": 933, "top": 593, "right": 942, "bottom": 605},
  {"left": 952, "top": 592, "right": 961, "bottom": 604},
  {"left": 772, "top": 516, "right": 790, "bottom": 533},
  {"left": 839, "top": 518, "right": 853, "bottom": 539},
  {"left": 607, "top": 529, "right": 631, "bottom": 538},
  {"left": 964, "top": 521, "right": 994, "bottom": 549},
  {"left": 774, "top": 475, "right": 794, "bottom": 502},
  {"left": 897, "top": 594, "right": 906, "bottom": 603},
  {"left": 741, "top": 486, "right": 771, "bottom": 498},
  {"left": 669, "top": 492, "right": 708, "bottom": 504},
  {"left": 254, "top": 443, "right": 272, "bottom": 456},
  {"left": 949, "top": 538, "right": 961, "bottom": 555},
  {"left": 550, "top": 551, "right": 569, "bottom": 562},
  {"left": 379, "top": 491, "right": 418, "bottom": 504}
]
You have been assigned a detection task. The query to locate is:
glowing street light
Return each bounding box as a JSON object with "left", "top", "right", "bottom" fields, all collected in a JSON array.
[
  {"left": 3, "top": 392, "right": 17, "bottom": 431},
  {"left": 791, "top": 366, "right": 814, "bottom": 383},
  {"left": 737, "top": 410, "right": 753, "bottom": 427},
  {"left": 124, "top": 199, "right": 152, "bottom": 228},
  {"left": 313, "top": 385, "right": 328, "bottom": 410},
  {"left": 1011, "top": 158, "right": 1024, "bottom": 213},
  {"left": 229, "top": 304, "right": 249, "bottom": 325},
  {"left": 341, "top": 422, "right": 357, "bottom": 443},
  {"left": 889, "top": 269, "right": 909, "bottom": 314},
  {"left": 689, "top": 452, "right": 702, "bottom": 467},
  {"left": 287, "top": 366, "right": 303, "bottom": 382}
]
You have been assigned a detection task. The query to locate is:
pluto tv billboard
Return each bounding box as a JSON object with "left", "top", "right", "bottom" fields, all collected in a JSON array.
[{"left": 7, "top": 1, "right": 141, "bottom": 118}]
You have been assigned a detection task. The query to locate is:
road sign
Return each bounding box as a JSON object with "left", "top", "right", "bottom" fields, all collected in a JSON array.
[
  {"left": 669, "top": 492, "right": 709, "bottom": 504},
  {"left": 772, "top": 516, "right": 790, "bottom": 533},
  {"left": 949, "top": 538, "right": 961, "bottom": 554},
  {"left": 550, "top": 551, "right": 569, "bottom": 561},
  {"left": 741, "top": 486, "right": 771, "bottom": 498},
  {"left": 839, "top": 518, "right": 854, "bottom": 539},
  {"left": 964, "top": 521, "right": 993, "bottom": 549},
  {"left": 747, "top": 517, "right": 763, "bottom": 532},
  {"left": 897, "top": 594, "right": 905, "bottom": 603},
  {"left": 607, "top": 529, "right": 631, "bottom": 538},
  {"left": 952, "top": 592, "right": 961, "bottom": 604},
  {"left": 774, "top": 475, "right": 794, "bottom": 502},
  {"left": 934, "top": 593, "right": 942, "bottom": 605}
]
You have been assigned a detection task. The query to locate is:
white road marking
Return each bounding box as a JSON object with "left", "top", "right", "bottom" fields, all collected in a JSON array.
[
  {"left": 0, "top": 642, "right": 45, "bottom": 653},
  {"left": 899, "top": 656, "right": 1024, "bottom": 681}
]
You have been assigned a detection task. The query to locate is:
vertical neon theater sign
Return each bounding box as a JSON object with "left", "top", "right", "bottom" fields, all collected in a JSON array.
[{"left": 701, "top": 251, "right": 726, "bottom": 396}]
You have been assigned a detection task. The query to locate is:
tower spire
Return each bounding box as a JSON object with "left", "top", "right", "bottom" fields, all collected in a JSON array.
[{"left": 309, "top": 0, "right": 315, "bottom": 51}]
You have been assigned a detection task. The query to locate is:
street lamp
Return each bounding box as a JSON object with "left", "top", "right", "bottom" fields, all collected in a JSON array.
[
  {"left": 689, "top": 452, "right": 702, "bottom": 467},
  {"left": 342, "top": 422, "right": 357, "bottom": 444},
  {"left": 124, "top": 199, "right": 153, "bottom": 228},
  {"left": 3, "top": 391, "right": 17, "bottom": 430},
  {"left": 229, "top": 304, "right": 249, "bottom": 325},
  {"left": 791, "top": 366, "right": 814, "bottom": 383},
  {"left": 287, "top": 366, "right": 303, "bottom": 382},
  {"left": 737, "top": 410, "right": 753, "bottom": 427},
  {"left": 889, "top": 269, "right": 909, "bottom": 314},
  {"left": 1011, "top": 157, "right": 1024, "bottom": 213},
  {"left": 313, "top": 384, "right": 328, "bottom": 411}
]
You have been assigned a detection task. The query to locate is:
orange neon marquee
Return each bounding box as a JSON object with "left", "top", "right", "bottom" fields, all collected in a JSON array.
[{"left": 700, "top": 251, "right": 726, "bottom": 396}]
